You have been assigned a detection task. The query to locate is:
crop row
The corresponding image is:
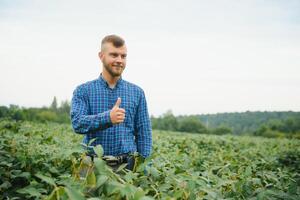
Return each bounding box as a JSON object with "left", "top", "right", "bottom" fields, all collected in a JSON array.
[{"left": 0, "top": 120, "right": 299, "bottom": 199}]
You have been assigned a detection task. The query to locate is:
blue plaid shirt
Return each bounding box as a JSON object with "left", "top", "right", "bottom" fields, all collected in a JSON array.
[{"left": 71, "top": 75, "right": 152, "bottom": 158}]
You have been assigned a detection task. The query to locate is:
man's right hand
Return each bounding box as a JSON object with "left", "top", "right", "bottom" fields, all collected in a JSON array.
[{"left": 110, "top": 97, "right": 126, "bottom": 124}]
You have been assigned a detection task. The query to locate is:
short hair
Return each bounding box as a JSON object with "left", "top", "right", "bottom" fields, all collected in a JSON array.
[{"left": 101, "top": 35, "right": 125, "bottom": 50}]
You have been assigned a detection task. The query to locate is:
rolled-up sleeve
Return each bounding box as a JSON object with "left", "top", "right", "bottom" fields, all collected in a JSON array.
[
  {"left": 134, "top": 90, "right": 152, "bottom": 158},
  {"left": 71, "top": 85, "right": 112, "bottom": 134}
]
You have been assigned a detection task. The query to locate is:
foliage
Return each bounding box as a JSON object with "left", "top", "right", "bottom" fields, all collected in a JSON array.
[
  {"left": 0, "top": 98, "right": 70, "bottom": 123},
  {"left": 0, "top": 120, "right": 82, "bottom": 199},
  {"left": 151, "top": 111, "right": 207, "bottom": 134},
  {"left": 210, "top": 126, "right": 232, "bottom": 135},
  {"left": 277, "top": 150, "right": 300, "bottom": 172},
  {"left": 50, "top": 96, "right": 58, "bottom": 111},
  {"left": 151, "top": 110, "right": 300, "bottom": 138},
  {"left": 254, "top": 117, "right": 300, "bottom": 139},
  {"left": 1, "top": 120, "right": 299, "bottom": 199},
  {"left": 177, "top": 116, "right": 207, "bottom": 133},
  {"left": 198, "top": 111, "right": 300, "bottom": 135}
]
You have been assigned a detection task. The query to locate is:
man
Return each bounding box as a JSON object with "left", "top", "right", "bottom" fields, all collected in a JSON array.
[{"left": 71, "top": 35, "right": 152, "bottom": 171}]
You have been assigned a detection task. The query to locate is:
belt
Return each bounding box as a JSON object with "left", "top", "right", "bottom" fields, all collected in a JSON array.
[
  {"left": 102, "top": 153, "right": 130, "bottom": 167},
  {"left": 87, "top": 153, "right": 131, "bottom": 167}
]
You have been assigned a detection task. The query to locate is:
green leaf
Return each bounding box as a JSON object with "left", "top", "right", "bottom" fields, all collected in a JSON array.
[
  {"left": 94, "top": 158, "right": 106, "bottom": 173},
  {"left": 116, "top": 163, "right": 128, "bottom": 172},
  {"left": 245, "top": 166, "right": 252, "bottom": 177},
  {"left": 87, "top": 138, "right": 97, "bottom": 146},
  {"left": 120, "top": 184, "right": 135, "bottom": 198},
  {"left": 173, "top": 190, "right": 184, "bottom": 198},
  {"left": 252, "top": 178, "right": 262, "bottom": 186},
  {"left": 56, "top": 187, "right": 66, "bottom": 198},
  {"left": 46, "top": 188, "right": 57, "bottom": 200},
  {"left": 17, "top": 172, "right": 31, "bottom": 179},
  {"left": 86, "top": 171, "right": 96, "bottom": 187},
  {"left": 35, "top": 174, "right": 56, "bottom": 186},
  {"left": 149, "top": 167, "right": 160, "bottom": 179},
  {"left": 140, "top": 197, "right": 154, "bottom": 200},
  {"left": 133, "top": 188, "right": 146, "bottom": 200},
  {"left": 49, "top": 167, "right": 59, "bottom": 174},
  {"left": 287, "top": 182, "right": 297, "bottom": 194},
  {"left": 17, "top": 187, "right": 41, "bottom": 197},
  {"left": 93, "top": 145, "right": 103, "bottom": 157},
  {"left": 106, "top": 181, "right": 123, "bottom": 195},
  {"left": 96, "top": 175, "right": 108, "bottom": 188},
  {"left": 65, "top": 186, "right": 85, "bottom": 200},
  {"left": 158, "top": 183, "right": 171, "bottom": 192},
  {"left": 0, "top": 181, "right": 11, "bottom": 190}
]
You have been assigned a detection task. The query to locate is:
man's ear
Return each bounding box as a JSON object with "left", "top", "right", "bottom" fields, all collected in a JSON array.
[{"left": 98, "top": 51, "right": 104, "bottom": 61}]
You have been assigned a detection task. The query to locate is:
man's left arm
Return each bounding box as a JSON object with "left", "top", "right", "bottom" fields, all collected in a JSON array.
[{"left": 134, "top": 90, "right": 152, "bottom": 158}]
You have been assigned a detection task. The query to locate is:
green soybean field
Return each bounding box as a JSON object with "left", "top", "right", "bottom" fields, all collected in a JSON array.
[{"left": 0, "top": 120, "right": 299, "bottom": 200}]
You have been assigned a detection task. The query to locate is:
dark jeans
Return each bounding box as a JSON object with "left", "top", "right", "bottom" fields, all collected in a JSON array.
[{"left": 125, "top": 154, "right": 135, "bottom": 171}]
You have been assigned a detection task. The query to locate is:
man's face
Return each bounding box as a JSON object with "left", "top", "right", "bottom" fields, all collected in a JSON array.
[{"left": 100, "top": 42, "right": 127, "bottom": 77}]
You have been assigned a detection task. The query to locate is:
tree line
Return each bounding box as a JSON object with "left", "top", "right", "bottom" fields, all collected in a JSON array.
[
  {"left": 0, "top": 98, "right": 299, "bottom": 138},
  {"left": 152, "top": 110, "right": 300, "bottom": 139},
  {"left": 151, "top": 110, "right": 232, "bottom": 135},
  {"left": 0, "top": 97, "right": 71, "bottom": 123}
]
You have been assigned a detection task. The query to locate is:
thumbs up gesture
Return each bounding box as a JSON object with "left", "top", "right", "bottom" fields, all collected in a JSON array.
[{"left": 110, "top": 97, "right": 126, "bottom": 124}]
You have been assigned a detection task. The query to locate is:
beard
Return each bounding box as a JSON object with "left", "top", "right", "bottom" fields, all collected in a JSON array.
[{"left": 103, "top": 61, "right": 125, "bottom": 77}]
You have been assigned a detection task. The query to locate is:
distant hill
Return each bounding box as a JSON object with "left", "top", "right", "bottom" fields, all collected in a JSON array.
[{"left": 197, "top": 111, "right": 300, "bottom": 134}]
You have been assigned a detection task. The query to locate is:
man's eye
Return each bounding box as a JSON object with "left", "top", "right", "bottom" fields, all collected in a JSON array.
[{"left": 122, "top": 55, "right": 127, "bottom": 59}]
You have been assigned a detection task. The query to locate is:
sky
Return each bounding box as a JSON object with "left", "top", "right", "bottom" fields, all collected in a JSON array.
[{"left": 1, "top": 0, "right": 300, "bottom": 116}]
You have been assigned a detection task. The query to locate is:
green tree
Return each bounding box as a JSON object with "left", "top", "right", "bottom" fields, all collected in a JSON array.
[
  {"left": 50, "top": 96, "right": 58, "bottom": 111},
  {"left": 161, "top": 110, "right": 178, "bottom": 131},
  {"left": 58, "top": 100, "right": 71, "bottom": 114},
  {"left": 37, "top": 110, "right": 58, "bottom": 122},
  {"left": 9, "top": 104, "right": 24, "bottom": 121},
  {"left": 211, "top": 126, "right": 232, "bottom": 135},
  {"left": 254, "top": 125, "right": 268, "bottom": 136},
  {"left": 178, "top": 116, "right": 207, "bottom": 133},
  {"left": 0, "top": 106, "right": 9, "bottom": 118}
]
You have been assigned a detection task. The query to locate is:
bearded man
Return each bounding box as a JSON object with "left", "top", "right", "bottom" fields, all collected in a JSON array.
[{"left": 71, "top": 35, "right": 152, "bottom": 170}]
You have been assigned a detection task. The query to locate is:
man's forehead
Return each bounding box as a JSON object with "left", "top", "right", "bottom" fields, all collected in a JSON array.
[{"left": 102, "top": 42, "right": 127, "bottom": 53}]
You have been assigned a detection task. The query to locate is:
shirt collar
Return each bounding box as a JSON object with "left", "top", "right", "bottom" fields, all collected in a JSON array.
[{"left": 99, "top": 73, "right": 123, "bottom": 89}]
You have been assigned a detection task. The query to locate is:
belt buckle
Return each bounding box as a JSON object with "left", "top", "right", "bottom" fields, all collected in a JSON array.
[
  {"left": 103, "top": 155, "right": 120, "bottom": 167},
  {"left": 102, "top": 154, "right": 128, "bottom": 166}
]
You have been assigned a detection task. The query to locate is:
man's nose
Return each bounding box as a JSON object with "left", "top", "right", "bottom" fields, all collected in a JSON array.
[{"left": 116, "top": 55, "right": 123, "bottom": 63}]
